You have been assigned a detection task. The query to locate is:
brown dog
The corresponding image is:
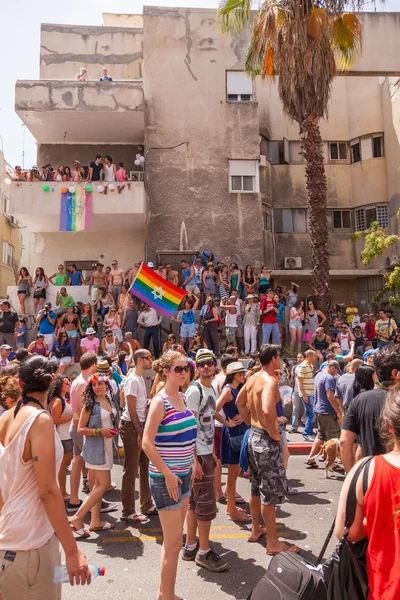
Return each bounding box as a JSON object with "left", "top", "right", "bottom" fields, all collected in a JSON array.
[{"left": 309, "top": 438, "right": 341, "bottom": 478}]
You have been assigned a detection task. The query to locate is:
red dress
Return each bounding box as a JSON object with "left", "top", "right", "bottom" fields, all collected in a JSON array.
[{"left": 363, "top": 454, "right": 400, "bottom": 599}]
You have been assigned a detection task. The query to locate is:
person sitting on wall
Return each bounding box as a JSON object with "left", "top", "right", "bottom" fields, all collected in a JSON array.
[
  {"left": 75, "top": 67, "right": 87, "bottom": 81},
  {"left": 99, "top": 66, "right": 113, "bottom": 82}
]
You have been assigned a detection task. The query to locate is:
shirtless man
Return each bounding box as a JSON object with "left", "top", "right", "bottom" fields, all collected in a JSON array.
[
  {"left": 110, "top": 259, "right": 125, "bottom": 305},
  {"left": 89, "top": 263, "right": 107, "bottom": 303},
  {"left": 156, "top": 264, "right": 166, "bottom": 279},
  {"left": 236, "top": 344, "right": 299, "bottom": 555},
  {"left": 126, "top": 262, "right": 141, "bottom": 287},
  {"left": 122, "top": 331, "right": 142, "bottom": 355},
  {"left": 67, "top": 352, "right": 98, "bottom": 513},
  {"left": 165, "top": 262, "right": 178, "bottom": 287}
]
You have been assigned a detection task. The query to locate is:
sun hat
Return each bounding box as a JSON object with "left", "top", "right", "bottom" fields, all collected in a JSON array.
[
  {"left": 96, "top": 359, "right": 112, "bottom": 376},
  {"left": 86, "top": 327, "right": 96, "bottom": 335},
  {"left": 226, "top": 361, "right": 246, "bottom": 375},
  {"left": 195, "top": 349, "right": 216, "bottom": 363},
  {"left": 0, "top": 344, "right": 12, "bottom": 351},
  {"left": 246, "top": 294, "right": 255, "bottom": 300}
]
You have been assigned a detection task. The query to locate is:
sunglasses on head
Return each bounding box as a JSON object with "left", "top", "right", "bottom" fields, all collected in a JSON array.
[
  {"left": 170, "top": 365, "right": 189, "bottom": 373},
  {"left": 197, "top": 359, "right": 215, "bottom": 368}
]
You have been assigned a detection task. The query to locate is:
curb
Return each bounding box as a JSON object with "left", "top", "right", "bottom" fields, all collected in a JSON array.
[{"left": 288, "top": 443, "right": 312, "bottom": 455}]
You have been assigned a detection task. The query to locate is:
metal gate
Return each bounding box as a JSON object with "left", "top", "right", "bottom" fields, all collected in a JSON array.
[
  {"left": 157, "top": 251, "right": 196, "bottom": 285},
  {"left": 357, "top": 275, "right": 384, "bottom": 313}
]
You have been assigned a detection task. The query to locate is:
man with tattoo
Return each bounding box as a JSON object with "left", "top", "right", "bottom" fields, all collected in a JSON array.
[{"left": 120, "top": 349, "right": 157, "bottom": 522}]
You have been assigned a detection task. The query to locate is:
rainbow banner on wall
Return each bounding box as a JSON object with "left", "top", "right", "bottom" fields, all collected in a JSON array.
[
  {"left": 130, "top": 263, "right": 187, "bottom": 316},
  {"left": 59, "top": 187, "right": 92, "bottom": 232}
]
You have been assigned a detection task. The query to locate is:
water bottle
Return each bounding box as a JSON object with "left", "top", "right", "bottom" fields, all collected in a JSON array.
[{"left": 53, "top": 563, "right": 105, "bottom": 584}]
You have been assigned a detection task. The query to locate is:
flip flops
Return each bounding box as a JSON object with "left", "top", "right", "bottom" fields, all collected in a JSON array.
[
  {"left": 267, "top": 543, "right": 300, "bottom": 556},
  {"left": 248, "top": 528, "right": 267, "bottom": 543},
  {"left": 305, "top": 460, "right": 319, "bottom": 469},
  {"left": 70, "top": 523, "right": 90, "bottom": 538},
  {"left": 89, "top": 522, "right": 116, "bottom": 531}
]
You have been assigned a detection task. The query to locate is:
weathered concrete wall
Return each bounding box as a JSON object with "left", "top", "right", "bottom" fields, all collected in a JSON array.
[
  {"left": 0, "top": 153, "right": 21, "bottom": 297},
  {"left": 143, "top": 6, "right": 263, "bottom": 266},
  {"left": 40, "top": 24, "right": 143, "bottom": 80},
  {"left": 102, "top": 13, "right": 143, "bottom": 28},
  {"left": 38, "top": 144, "right": 143, "bottom": 176}
]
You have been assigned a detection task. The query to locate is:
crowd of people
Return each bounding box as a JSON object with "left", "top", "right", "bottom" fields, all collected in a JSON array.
[{"left": 12, "top": 152, "right": 142, "bottom": 184}]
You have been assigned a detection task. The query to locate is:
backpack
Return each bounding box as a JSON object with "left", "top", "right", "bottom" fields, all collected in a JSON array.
[{"left": 188, "top": 381, "right": 216, "bottom": 419}]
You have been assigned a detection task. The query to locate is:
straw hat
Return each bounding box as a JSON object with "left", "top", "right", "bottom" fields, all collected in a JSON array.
[{"left": 226, "top": 361, "right": 246, "bottom": 375}]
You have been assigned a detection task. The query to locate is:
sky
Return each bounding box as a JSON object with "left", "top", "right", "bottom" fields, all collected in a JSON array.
[{"left": 1, "top": 0, "right": 400, "bottom": 168}]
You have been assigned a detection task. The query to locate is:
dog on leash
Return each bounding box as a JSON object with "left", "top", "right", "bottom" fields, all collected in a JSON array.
[{"left": 309, "top": 438, "right": 341, "bottom": 478}]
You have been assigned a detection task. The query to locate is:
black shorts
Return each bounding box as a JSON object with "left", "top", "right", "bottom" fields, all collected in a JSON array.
[
  {"left": 61, "top": 439, "right": 73, "bottom": 454},
  {"left": 34, "top": 289, "right": 46, "bottom": 300},
  {"left": 248, "top": 428, "right": 286, "bottom": 506}
]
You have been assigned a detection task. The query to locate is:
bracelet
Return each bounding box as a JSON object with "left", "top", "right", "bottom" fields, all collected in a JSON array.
[{"left": 94, "top": 427, "right": 102, "bottom": 436}]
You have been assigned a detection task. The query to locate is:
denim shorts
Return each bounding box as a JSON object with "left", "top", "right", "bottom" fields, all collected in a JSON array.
[
  {"left": 181, "top": 323, "right": 196, "bottom": 338},
  {"left": 149, "top": 471, "right": 192, "bottom": 511}
]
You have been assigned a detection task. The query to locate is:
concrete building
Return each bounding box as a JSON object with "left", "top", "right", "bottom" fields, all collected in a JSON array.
[
  {"left": 0, "top": 152, "right": 22, "bottom": 297},
  {"left": 6, "top": 8, "right": 400, "bottom": 311}
]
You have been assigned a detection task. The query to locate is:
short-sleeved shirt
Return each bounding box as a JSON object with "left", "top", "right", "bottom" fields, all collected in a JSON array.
[
  {"left": 80, "top": 336, "right": 100, "bottom": 354},
  {"left": 334, "top": 372, "right": 355, "bottom": 409},
  {"left": 375, "top": 319, "right": 395, "bottom": 342},
  {"left": 296, "top": 360, "right": 314, "bottom": 396},
  {"left": 90, "top": 162, "right": 103, "bottom": 181},
  {"left": 0, "top": 311, "right": 18, "bottom": 334},
  {"left": 185, "top": 382, "right": 216, "bottom": 456},
  {"left": 38, "top": 311, "right": 57, "bottom": 334},
  {"left": 342, "top": 388, "right": 387, "bottom": 456},
  {"left": 313, "top": 371, "right": 336, "bottom": 414},
  {"left": 122, "top": 372, "right": 148, "bottom": 423},
  {"left": 58, "top": 294, "right": 75, "bottom": 309},
  {"left": 69, "top": 272, "right": 83, "bottom": 286},
  {"left": 346, "top": 306, "right": 359, "bottom": 324}
]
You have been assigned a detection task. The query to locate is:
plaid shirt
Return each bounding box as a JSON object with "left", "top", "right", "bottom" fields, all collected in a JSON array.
[{"left": 0, "top": 357, "right": 8, "bottom": 372}]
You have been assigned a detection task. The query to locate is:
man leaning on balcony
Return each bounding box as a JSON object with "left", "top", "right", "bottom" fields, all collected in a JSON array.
[{"left": 99, "top": 66, "right": 113, "bottom": 82}]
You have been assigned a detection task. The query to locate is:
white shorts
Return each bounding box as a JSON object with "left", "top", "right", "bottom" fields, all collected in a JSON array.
[
  {"left": 90, "top": 286, "right": 100, "bottom": 302},
  {"left": 185, "top": 284, "right": 200, "bottom": 295}
]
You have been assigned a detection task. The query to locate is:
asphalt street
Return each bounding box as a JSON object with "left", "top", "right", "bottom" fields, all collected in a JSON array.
[{"left": 64, "top": 455, "right": 343, "bottom": 600}]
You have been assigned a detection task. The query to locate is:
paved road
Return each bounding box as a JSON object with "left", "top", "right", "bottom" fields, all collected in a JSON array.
[{"left": 64, "top": 456, "right": 343, "bottom": 600}]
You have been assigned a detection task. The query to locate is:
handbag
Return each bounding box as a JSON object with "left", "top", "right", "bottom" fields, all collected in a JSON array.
[
  {"left": 323, "top": 456, "right": 373, "bottom": 600},
  {"left": 33, "top": 289, "right": 43, "bottom": 298},
  {"left": 303, "top": 330, "right": 312, "bottom": 343}
]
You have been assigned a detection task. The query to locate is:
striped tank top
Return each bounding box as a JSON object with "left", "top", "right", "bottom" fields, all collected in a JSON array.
[{"left": 149, "top": 394, "right": 197, "bottom": 479}]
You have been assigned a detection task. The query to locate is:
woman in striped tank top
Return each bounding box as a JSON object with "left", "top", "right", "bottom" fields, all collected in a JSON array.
[{"left": 143, "top": 351, "right": 197, "bottom": 600}]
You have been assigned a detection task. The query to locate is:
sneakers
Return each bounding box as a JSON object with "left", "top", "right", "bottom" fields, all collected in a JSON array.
[
  {"left": 303, "top": 434, "right": 314, "bottom": 442},
  {"left": 288, "top": 428, "right": 298, "bottom": 434},
  {"left": 81, "top": 478, "right": 90, "bottom": 494},
  {"left": 195, "top": 549, "right": 228, "bottom": 572},
  {"left": 182, "top": 543, "right": 198, "bottom": 561}
]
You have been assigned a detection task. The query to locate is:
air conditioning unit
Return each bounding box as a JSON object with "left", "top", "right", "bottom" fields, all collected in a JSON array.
[
  {"left": 284, "top": 256, "right": 302, "bottom": 270},
  {"left": 259, "top": 155, "right": 267, "bottom": 167},
  {"left": 386, "top": 255, "right": 400, "bottom": 268},
  {"left": 6, "top": 215, "right": 19, "bottom": 228}
]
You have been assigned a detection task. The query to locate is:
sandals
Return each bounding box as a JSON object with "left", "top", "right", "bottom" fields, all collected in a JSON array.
[
  {"left": 305, "top": 460, "right": 319, "bottom": 469},
  {"left": 121, "top": 513, "right": 150, "bottom": 524},
  {"left": 89, "top": 522, "right": 115, "bottom": 532},
  {"left": 248, "top": 528, "right": 266, "bottom": 543},
  {"left": 70, "top": 523, "right": 90, "bottom": 538},
  {"left": 267, "top": 543, "right": 300, "bottom": 556}
]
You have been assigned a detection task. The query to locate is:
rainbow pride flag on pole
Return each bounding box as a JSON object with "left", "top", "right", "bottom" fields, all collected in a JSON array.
[
  {"left": 59, "top": 187, "right": 92, "bottom": 232},
  {"left": 130, "top": 263, "right": 186, "bottom": 316}
]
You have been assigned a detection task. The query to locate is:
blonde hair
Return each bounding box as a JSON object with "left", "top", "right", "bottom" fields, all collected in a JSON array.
[
  {"left": 0, "top": 376, "right": 21, "bottom": 410},
  {"left": 157, "top": 351, "right": 185, "bottom": 370}
]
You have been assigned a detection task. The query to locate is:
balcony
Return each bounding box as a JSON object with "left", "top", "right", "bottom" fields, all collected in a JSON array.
[
  {"left": 8, "top": 181, "right": 146, "bottom": 232},
  {"left": 15, "top": 80, "right": 144, "bottom": 143}
]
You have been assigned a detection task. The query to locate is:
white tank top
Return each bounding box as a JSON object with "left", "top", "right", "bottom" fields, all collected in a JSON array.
[
  {"left": 56, "top": 398, "right": 73, "bottom": 441},
  {"left": 0, "top": 410, "right": 63, "bottom": 550},
  {"left": 105, "top": 164, "right": 115, "bottom": 182}
]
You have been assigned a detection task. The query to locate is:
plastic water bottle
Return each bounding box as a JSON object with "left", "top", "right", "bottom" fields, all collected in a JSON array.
[{"left": 53, "top": 563, "right": 105, "bottom": 584}]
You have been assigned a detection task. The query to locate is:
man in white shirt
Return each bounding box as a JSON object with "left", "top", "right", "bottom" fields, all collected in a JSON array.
[
  {"left": 137, "top": 304, "right": 162, "bottom": 358},
  {"left": 221, "top": 296, "right": 238, "bottom": 347},
  {"left": 120, "top": 349, "right": 156, "bottom": 522}
]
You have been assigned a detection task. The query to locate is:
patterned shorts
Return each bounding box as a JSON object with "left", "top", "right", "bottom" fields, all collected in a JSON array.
[{"left": 248, "top": 428, "right": 286, "bottom": 506}]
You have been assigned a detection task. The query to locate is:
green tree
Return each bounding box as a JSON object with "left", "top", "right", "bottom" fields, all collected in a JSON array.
[{"left": 218, "top": 0, "right": 363, "bottom": 312}]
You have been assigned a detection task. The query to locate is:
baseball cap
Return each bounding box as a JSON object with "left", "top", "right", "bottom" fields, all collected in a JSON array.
[
  {"left": 86, "top": 327, "right": 96, "bottom": 335},
  {"left": 195, "top": 349, "right": 216, "bottom": 363},
  {"left": 0, "top": 344, "right": 12, "bottom": 351},
  {"left": 147, "top": 261, "right": 154, "bottom": 268},
  {"left": 363, "top": 348, "right": 378, "bottom": 362}
]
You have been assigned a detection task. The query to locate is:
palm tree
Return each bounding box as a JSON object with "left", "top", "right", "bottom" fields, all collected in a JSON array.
[{"left": 218, "top": 0, "right": 362, "bottom": 312}]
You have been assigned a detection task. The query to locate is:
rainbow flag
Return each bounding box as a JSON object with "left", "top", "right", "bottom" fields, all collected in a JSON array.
[
  {"left": 130, "top": 263, "right": 186, "bottom": 316},
  {"left": 59, "top": 187, "right": 92, "bottom": 232}
]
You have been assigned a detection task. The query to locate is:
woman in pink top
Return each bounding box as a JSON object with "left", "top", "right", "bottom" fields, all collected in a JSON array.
[
  {"left": 336, "top": 389, "right": 400, "bottom": 600},
  {"left": 116, "top": 161, "right": 127, "bottom": 181},
  {"left": 0, "top": 356, "right": 90, "bottom": 599}
]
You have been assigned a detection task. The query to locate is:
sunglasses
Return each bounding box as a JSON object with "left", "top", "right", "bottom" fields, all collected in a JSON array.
[
  {"left": 197, "top": 359, "right": 215, "bottom": 368},
  {"left": 111, "top": 263, "right": 117, "bottom": 266},
  {"left": 143, "top": 355, "right": 152, "bottom": 361},
  {"left": 170, "top": 365, "right": 189, "bottom": 373}
]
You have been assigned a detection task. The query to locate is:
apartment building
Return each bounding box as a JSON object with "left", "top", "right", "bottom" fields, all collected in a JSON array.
[
  {"left": 7, "top": 8, "right": 400, "bottom": 310},
  {"left": 0, "top": 151, "right": 21, "bottom": 297}
]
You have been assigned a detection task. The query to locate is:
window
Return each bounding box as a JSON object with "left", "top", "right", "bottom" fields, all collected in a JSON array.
[
  {"left": 2, "top": 193, "right": 10, "bottom": 216},
  {"left": 268, "top": 140, "right": 289, "bottom": 165},
  {"left": 354, "top": 204, "right": 389, "bottom": 231},
  {"left": 229, "top": 160, "right": 259, "bottom": 193},
  {"left": 263, "top": 209, "right": 272, "bottom": 231},
  {"left": 274, "top": 209, "right": 307, "bottom": 233},
  {"left": 2, "top": 241, "right": 13, "bottom": 267},
  {"left": 226, "top": 71, "right": 253, "bottom": 102},
  {"left": 329, "top": 142, "right": 348, "bottom": 161},
  {"left": 373, "top": 134, "right": 384, "bottom": 158},
  {"left": 350, "top": 139, "right": 361, "bottom": 164},
  {"left": 331, "top": 209, "right": 352, "bottom": 230}
]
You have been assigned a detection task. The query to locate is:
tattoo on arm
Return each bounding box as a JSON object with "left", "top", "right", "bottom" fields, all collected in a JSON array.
[{"left": 32, "top": 456, "right": 39, "bottom": 462}]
